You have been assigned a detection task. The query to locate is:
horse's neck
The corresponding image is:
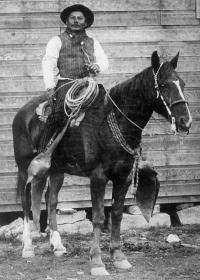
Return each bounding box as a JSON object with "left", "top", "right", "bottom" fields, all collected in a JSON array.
[
  {"left": 119, "top": 71, "right": 153, "bottom": 122},
  {"left": 112, "top": 69, "right": 154, "bottom": 147}
]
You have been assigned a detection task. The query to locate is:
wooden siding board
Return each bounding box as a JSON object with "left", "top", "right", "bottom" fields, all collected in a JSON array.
[
  {"left": 0, "top": 73, "right": 200, "bottom": 93},
  {"left": 142, "top": 134, "right": 200, "bottom": 152},
  {"left": 161, "top": 11, "right": 200, "bottom": 25},
  {"left": 143, "top": 120, "right": 200, "bottom": 135},
  {"left": 1, "top": 175, "right": 199, "bottom": 191},
  {"left": 0, "top": 90, "right": 199, "bottom": 110},
  {"left": 2, "top": 11, "right": 200, "bottom": 29},
  {"left": 0, "top": 0, "right": 195, "bottom": 13},
  {"left": 2, "top": 194, "right": 200, "bottom": 212},
  {"left": 197, "top": 0, "right": 200, "bottom": 18},
  {"left": 0, "top": 182, "right": 200, "bottom": 210},
  {"left": 160, "top": 0, "right": 195, "bottom": 11},
  {"left": 1, "top": 57, "right": 200, "bottom": 78},
  {"left": 23, "top": 118, "right": 200, "bottom": 137},
  {"left": 157, "top": 166, "right": 200, "bottom": 182},
  {"left": 1, "top": 27, "right": 200, "bottom": 45},
  {"left": 0, "top": 102, "right": 200, "bottom": 125},
  {"left": 0, "top": 150, "right": 200, "bottom": 173},
  {"left": 0, "top": 181, "right": 200, "bottom": 200},
  {"left": 0, "top": 12, "right": 160, "bottom": 29},
  {"left": 0, "top": 1, "right": 59, "bottom": 13},
  {"left": 1, "top": 133, "right": 200, "bottom": 157},
  {"left": 60, "top": 0, "right": 161, "bottom": 12},
  {"left": 1, "top": 42, "right": 200, "bottom": 62}
]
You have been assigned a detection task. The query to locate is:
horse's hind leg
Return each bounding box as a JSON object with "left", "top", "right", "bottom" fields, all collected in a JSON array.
[
  {"left": 110, "top": 175, "right": 132, "bottom": 270},
  {"left": 48, "top": 172, "right": 66, "bottom": 257},
  {"left": 90, "top": 164, "right": 109, "bottom": 276}
]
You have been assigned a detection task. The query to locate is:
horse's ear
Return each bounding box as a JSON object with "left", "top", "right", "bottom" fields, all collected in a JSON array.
[
  {"left": 170, "top": 51, "right": 179, "bottom": 69},
  {"left": 151, "top": 51, "right": 160, "bottom": 72}
]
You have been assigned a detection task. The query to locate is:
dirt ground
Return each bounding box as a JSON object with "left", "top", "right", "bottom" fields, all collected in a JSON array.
[{"left": 0, "top": 225, "right": 200, "bottom": 280}]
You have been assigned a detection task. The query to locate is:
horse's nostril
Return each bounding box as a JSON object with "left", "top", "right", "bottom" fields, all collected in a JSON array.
[
  {"left": 179, "top": 116, "right": 185, "bottom": 125},
  {"left": 179, "top": 116, "right": 192, "bottom": 129}
]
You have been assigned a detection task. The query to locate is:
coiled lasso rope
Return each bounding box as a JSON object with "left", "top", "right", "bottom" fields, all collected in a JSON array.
[{"left": 64, "top": 77, "right": 99, "bottom": 119}]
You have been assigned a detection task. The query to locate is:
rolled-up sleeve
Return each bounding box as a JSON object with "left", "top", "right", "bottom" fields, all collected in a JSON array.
[
  {"left": 93, "top": 38, "right": 109, "bottom": 73},
  {"left": 42, "top": 36, "right": 61, "bottom": 90}
]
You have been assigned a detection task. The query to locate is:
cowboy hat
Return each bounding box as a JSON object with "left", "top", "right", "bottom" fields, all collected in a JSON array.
[{"left": 60, "top": 4, "right": 94, "bottom": 27}]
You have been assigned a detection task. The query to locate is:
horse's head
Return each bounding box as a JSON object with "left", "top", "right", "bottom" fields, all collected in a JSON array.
[{"left": 151, "top": 51, "right": 192, "bottom": 133}]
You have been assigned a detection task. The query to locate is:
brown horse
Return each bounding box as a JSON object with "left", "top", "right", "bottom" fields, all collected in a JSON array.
[{"left": 12, "top": 51, "right": 192, "bottom": 275}]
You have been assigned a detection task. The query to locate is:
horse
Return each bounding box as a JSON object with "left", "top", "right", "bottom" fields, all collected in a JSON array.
[{"left": 12, "top": 51, "right": 192, "bottom": 276}]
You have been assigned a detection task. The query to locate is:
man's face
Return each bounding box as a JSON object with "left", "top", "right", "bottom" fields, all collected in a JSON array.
[{"left": 66, "top": 11, "right": 87, "bottom": 32}]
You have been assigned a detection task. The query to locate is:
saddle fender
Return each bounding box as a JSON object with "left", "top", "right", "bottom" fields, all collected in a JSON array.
[{"left": 135, "top": 160, "right": 160, "bottom": 222}]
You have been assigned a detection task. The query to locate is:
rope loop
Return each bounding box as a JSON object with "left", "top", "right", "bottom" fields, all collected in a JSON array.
[{"left": 64, "top": 77, "right": 99, "bottom": 119}]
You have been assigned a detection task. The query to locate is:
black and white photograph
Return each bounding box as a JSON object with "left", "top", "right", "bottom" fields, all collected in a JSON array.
[{"left": 0, "top": 0, "right": 199, "bottom": 279}]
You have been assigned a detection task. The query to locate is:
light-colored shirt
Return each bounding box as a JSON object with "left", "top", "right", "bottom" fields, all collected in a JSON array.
[{"left": 42, "top": 35, "right": 109, "bottom": 90}]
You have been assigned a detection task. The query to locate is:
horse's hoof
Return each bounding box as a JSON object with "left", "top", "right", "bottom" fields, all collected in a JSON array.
[
  {"left": 113, "top": 259, "right": 132, "bottom": 270},
  {"left": 22, "top": 249, "right": 35, "bottom": 258},
  {"left": 54, "top": 248, "right": 66, "bottom": 257},
  {"left": 90, "top": 267, "right": 110, "bottom": 276}
]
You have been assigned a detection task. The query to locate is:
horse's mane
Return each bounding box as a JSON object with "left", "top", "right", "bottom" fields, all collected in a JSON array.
[
  {"left": 105, "top": 66, "right": 154, "bottom": 116},
  {"left": 108, "top": 60, "right": 174, "bottom": 110}
]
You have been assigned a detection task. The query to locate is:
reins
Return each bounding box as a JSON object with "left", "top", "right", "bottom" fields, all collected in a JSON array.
[
  {"left": 105, "top": 63, "right": 164, "bottom": 132},
  {"left": 106, "top": 91, "right": 143, "bottom": 131}
]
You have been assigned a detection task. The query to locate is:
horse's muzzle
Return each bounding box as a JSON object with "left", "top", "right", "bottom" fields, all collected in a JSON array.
[{"left": 177, "top": 115, "right": 192, "bottom": 132}]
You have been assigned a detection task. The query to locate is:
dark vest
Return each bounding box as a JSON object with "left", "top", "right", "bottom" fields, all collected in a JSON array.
[{"left": 57, "top": 30, "right": 95, "bottom": 79}]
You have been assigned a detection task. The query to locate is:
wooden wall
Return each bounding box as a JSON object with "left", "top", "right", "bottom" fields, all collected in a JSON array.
[{"left": 0, "top": 0, "right": 200, "bottom": 211}]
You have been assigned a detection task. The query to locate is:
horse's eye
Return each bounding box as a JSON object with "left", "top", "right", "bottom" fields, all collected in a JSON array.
[{"left": 160, "top": 83, "right": 165, "bottom": 88}]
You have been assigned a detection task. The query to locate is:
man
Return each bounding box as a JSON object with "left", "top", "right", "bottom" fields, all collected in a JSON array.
[{"left": 39, "top": 4, "right": 109, "bottom": 152}]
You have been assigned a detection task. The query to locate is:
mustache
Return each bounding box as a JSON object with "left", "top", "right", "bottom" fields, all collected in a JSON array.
[{"left": 71, "top": 23, "right": 82, "bottom": 27}]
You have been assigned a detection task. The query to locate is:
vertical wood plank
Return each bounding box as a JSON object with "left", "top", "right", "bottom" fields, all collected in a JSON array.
[{"left": 196, "top": 0, "right": 200, "bottom": 17}]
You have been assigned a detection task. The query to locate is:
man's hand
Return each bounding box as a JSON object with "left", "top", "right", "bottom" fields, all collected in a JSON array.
[
  {"left": 85, "top": 63, "right": 100, "bottom": 76},
  {"left": 47, "top": 88, "right": 55, "bottom": 97}
]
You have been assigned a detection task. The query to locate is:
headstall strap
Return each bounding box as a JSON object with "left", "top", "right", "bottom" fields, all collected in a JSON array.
[
  {"left": 153, "top": 63, "right": 163, "bottom": 99},
  {"left": 107, "top": 110, "right": 141, "bottom": 194},
  {"left": 152, "top": 63, "right": 176, "bottom": 133}
]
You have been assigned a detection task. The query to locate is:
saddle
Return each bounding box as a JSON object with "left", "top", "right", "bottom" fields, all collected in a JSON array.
[
  {"left": 36, "top": 101, "right": 50, "bottom": 123},
  {"left": 36, "top": 77, "right": 99, "bottom": 127},
  {"left": 36, "top": 101, "right": 85, "bottom": 127}
]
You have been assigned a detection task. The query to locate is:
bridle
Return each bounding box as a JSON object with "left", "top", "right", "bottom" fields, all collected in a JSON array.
[
  {"left": 152, "top": 63, "right": 188, "bottom": 133},
  {"left": 107, "top": 62, "right": 189, "bottom": 138}
]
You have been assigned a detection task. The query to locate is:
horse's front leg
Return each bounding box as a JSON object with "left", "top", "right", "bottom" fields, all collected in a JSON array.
[
  {"left": 47, "top": 172, "right": 66, "bottom": 257},
  {"left": 90, "top": 164, "right": 109, "bottom": 276},
  {"left": 110, "top": 173, "right": 132, "bottom": 270}
]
